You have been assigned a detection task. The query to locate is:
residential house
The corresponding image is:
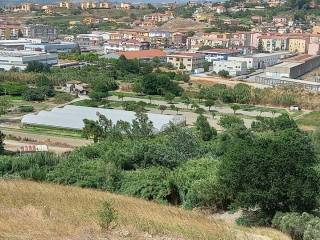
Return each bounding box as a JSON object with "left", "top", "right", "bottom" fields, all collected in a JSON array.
[
  {"left": 257, "top": 35, "right": 289, "bottom": 52},
  {"left": 104, "top": 39, "right": 150, "bottom": 53},
  {"left": 166, "top": 52, "right": 205, "bottom": 72},
  {"left": 288, "top": 36, "right": 309, "bottom": 53}
]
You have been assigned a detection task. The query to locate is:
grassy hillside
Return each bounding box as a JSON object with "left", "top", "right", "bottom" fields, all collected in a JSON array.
[{"left": 0, "top": 180, "right": 289, "bottom": 240}]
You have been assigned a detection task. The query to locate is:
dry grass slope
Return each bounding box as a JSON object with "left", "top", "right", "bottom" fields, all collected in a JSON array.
[{"left": 0, "top": 180, "right": 290, "bottom": 240}]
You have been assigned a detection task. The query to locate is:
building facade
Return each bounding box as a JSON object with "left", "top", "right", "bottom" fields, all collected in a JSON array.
[{"left": 166, "top": 52, "right": 205, "bottom": 72}]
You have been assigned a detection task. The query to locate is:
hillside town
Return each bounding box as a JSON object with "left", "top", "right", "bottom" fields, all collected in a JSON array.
[
  {"left": 1, "top": 0, "right": 320, "bottom": 239},
  {"left": 0, "top": 0, "right": 320, "bottom": 91}
]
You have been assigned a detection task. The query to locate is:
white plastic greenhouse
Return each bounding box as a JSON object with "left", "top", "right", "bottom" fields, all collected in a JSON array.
[{"left": 21, "top": 105, "right": 186, "bottom": 132}]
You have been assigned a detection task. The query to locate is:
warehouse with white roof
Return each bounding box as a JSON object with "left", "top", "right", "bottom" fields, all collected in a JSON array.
[{"left": 21, "top": 105, "right": 186, "bottom": 132}]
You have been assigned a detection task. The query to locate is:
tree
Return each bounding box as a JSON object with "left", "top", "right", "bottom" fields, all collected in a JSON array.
[
  {"left": 219, "top": 115, "right": 245, "bottom": 129},
  {"left": 130, "top": 112, "right": 154, "bottom": 139},
  {"left": 159, "top": 105, "right": 167, "bottom": 114},
  {"left": 165, "top": 92, "right": 175, "bottom": 104},
  {"left": 218, "top": 127, "right": 320, "bottom": 218},
  {"left": 99, "top": 200, "right": 117, "bottom": 230},
  {"left": 258, "top": 39, "right": 264, "bottom": 53},
  {"left": 136, "top": 73, "right": 182, "bottom": 96},
  {"left": 0, "top": 131, "right": 4, "bottom": 154},
  {"left": 117, "top": 93, "right": 125, "bottom": 102},
  {"left": 25, "top": 61, "right": 50, "bottom": 73},
  {"left": 195, "top": 114, "right": 216, "bottom": 141},
  {"left": 182, "top": 96, "right": 191, "bottom": 109},
  {"left": 0, "top": 96, "right": 12, "bottom": 115},
  {"left": 205, "top": 99, "right": 215, "bottom": 111},
  {"left": 218, "top": 70, "right": 229, "bottom": 78},
  {"left": 231, "top": 104, "right": 241, "bottom": 114}
]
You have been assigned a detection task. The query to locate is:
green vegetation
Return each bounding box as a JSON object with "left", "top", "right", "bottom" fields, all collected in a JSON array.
[
  {"left": 296, "top": 111, "right": 320, "bottom": 128},
  {"left": 0, "top": 111, "right": 319, "bottom": 233}
]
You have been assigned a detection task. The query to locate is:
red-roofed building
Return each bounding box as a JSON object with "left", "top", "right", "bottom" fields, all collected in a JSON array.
[{"left": 105, "top": 49, "right": 167, "bottom": 61}]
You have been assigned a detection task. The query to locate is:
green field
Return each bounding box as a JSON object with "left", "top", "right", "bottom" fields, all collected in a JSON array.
[{"left": 296, "top": 111, "right": 320, "bottom": 128}]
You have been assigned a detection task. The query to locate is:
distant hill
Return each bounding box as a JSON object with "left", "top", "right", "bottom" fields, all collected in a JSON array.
[{"left": 0, "top": 180, "right": 290, "bottom": 240}]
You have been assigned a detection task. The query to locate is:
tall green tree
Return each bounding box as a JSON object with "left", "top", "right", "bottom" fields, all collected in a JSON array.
[
  {"left": 218, "top": 126, "right": 320, "bottom": 218},
  {"left": 195, "top": 114, "right": 216, "bottom": 141}
]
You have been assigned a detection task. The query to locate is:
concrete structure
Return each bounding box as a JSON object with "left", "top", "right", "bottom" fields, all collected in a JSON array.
[
  {"left": 75, "top": 34, "right": 104, "bottom": 49},
  {"left": 272, "top": 16, "right": 288, "bottom": 24},
  {"left": 104, "top": 39, "right": 150, "bottom": 53},
  {"left": 0, "top": 50, "right": 58, "bottom": 71},
  {"left": 265, "top": 55, "right": 320, "bottom": 79},
  {"left": 288, "top": 37, "right": 309, "bottom": 53},
  {"left": 23, "top": 24, "right": 58, "bottom": 42},
  {"left": 212, "top": 60, "right": 247, "bottom": 76},
  {"left": 228, "top": 52, "right": 287, "bottom": 70},
  {"left": 166, "top": 52, "right": 205, "bottom": 72},
  {"left": 143, "top": 12, "right": 174, "bottom": 23},
  {"left": 251, "top": 75, "right": 320, "bottom": 91},
  {"left": 0, "top": 38, "right": 42, "bottom": 50},
  {"left": 59, "top": 1, "right": 75, "bottom": 9},
  {"left": 257, "top": 35, "right": 289, "bottom": 52},
  {"left": 24, "top": 42, "right": 78, "bottom": 53},
  {"left": 196, "top": 48, "right": 240, "bottom": 62}
]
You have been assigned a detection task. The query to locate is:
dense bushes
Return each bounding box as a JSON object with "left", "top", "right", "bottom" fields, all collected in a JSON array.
[
  {"left": 198, "top": 83, "right": 300, "bottom": 107},
  {"left": 272, "top": 212, "right": 320, "bottom": 240},
  {"left": 0, "top": 114, "right": 319, "bottom": 220},
  {"left": 134, "top": 72, "right": 183, "bottom": 96}
]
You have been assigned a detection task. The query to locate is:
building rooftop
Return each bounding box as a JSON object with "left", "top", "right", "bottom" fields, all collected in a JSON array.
[
  {"left": 0, "top": 50, "right": 52, "bottom": 57},
  {"left": 167, "top": 52, "right": 204, "bottom": 58},
  {"left": 196, "top": 48, "right": 240, "bottom": 54},
  {"left": 116, "top": 49, "right": 166, "bottom": 59}
]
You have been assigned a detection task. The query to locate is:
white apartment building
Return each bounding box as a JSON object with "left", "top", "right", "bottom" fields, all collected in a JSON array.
[
  {"left": 104, "top": 39, "right": 149, "bottom": 53},
  {"left": 0, "top": 50, "right": 58, "bottom": 71},
  {"left": 212, "top": 60, "right": 248, "bottom": 76},
  {"left": 166, "top": 52, "right": 205, "bottom": 72}
]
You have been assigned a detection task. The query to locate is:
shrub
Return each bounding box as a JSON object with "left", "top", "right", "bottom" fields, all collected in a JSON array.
[
  {"left": 272, "top": 212, "right": 317, "bottom": 240},
  {"left": 18, "top": 105, "right": 34, "bottom": 113},
  {"left": 99, "top": 200, "right": 117, "bottom": 230}
]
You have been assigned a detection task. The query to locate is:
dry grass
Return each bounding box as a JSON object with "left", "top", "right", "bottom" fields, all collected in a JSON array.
[{"left": 0, "top": 180, "right": 290, "bottom": 240}]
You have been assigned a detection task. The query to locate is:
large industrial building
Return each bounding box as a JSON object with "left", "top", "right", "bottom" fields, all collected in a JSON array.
[
  {"left": 265, "top": 54, "right": 320, "bottom": 78},
  {"left": 228, "top": 52, "right": 290, "bottom": 69},
  {"left": 0, "top": 50, "right": 58, "bottom": 71},
  {"left": 24, "top": 42, "right": 78, "bottom": 53},
  {"left": 21, "top": 105, "right": 186, "bottom": 132},
  {"left": 212, "top": 60, "right": 248, "bottom": 76}
]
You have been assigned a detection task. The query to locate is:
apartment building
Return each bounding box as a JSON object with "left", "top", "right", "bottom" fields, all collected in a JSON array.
[
  {"left": 75, "top": 34, "right": 104, "bottom": 49},
  {"left": 288, "top": 37, "right": 309, "bottom": 53},
  {"left": 143, "top": 12, "right": 174, "bottom": 23},
  {"left": 166, "top": 52, "right": 205, "bottom": 72},
  {"left": 23, "top": 24, "right": 58, "bottom": 42},
  {"left": 187, "top": 35, "right": 230, "bottom": 50},
  {"left": 229, "top": 52, "right": 286, "bottom": 69},
  {"left": 257, "top": 35, "right": 289, "bottom": 52},
  {"left": 0, "top": 24, "right": 22, "bottom": 40},
  {"left": 59, "top": 2, "right": 75, "bottom": 9},
  {"left": 104, "top": 39, "right": 150, "bottom": 53}
]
